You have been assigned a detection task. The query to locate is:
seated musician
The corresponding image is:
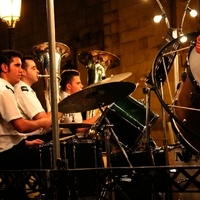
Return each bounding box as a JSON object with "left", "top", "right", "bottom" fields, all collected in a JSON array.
[
  {"left": 0, "top": 50, "right": 52, "bottom": 170},
  {"left": 14, "top": 55, "right": 62, "bottom": 141},
  {"left": 59, "top": 69, "right": 100, "bottom": 137}
]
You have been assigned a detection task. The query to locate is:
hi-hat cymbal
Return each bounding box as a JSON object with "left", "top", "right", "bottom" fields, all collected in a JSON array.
[
  {"left": 87, "top": 72, "right": 132, "bottom": 87},
  {"left": 78, "top": 50, "right": 120, "bottom": 69},
  {"left": 58, "top": 81, "right": 136, "bottom": 113},
  {"left": 59, "top": 123, "right": 92, "bottom": 129}
]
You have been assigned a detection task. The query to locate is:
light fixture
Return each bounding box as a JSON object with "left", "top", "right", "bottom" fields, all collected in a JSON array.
[
  {"left": 179, "top": 34, "right": 188, "bottom": 43},
  {"left": 153, "top": 15, "right": 163, "bottom": 23},
  {"left": 0, "top": 0, "right": 21, "bottom": 49},
  {"left": 187, "top": 7, "right": 197, "bottom": 17},
  {"left": 0, "top": 0, "right": 21, "bottom": 28}
]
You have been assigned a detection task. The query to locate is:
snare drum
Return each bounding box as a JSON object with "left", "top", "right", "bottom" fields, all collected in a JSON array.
[
  {"left": 95, "top": 96, "right": 159, "bottom": 151},
  {"left": 64, "top": 138, "right": 102, "bottom": 169},
  {"left": 173, "top": 44, "right": 200, "bottom": 154},
  {"left": 38, "top": 139, "right": 102, "bottom": 169}
]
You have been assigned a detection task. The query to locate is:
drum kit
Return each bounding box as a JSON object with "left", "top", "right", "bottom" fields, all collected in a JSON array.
[
  {"left": 37, "top": 32, "right": 200, "bottom": 171},
  {"left": 54, "top": 50, "right": 160, "bottom": 170}
]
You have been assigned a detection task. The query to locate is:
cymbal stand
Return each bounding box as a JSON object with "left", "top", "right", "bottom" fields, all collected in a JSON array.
[
  {"left": 143, "top": 85, "right": 158, "bottom": 200},
  {"left": 98, "top": 105, "right": 133, "bottom": 168},
  {"left": 105, "top": 117, "right": 133, "bottom": 168},
  {"left": 96, "top": 106, "right": 134, "bottom": 200},
  {"left": 160, "top": 81, "right": 169, "bottom": 166},
  {"left": 143, "top": 85, "right": 155, "bottom": 166}
]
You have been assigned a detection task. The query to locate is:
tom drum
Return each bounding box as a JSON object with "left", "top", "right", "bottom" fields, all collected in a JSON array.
[{"left": 94, "top": 96, "right": 159, "bottom": 151}]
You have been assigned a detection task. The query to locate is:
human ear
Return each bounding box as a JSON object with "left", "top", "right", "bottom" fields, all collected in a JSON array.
[
  {"left": 1, "top": 63, "right": 8, "bottom": 72},
  {"left": 66, "top": 83, "right": 71, "bottom": 90}
]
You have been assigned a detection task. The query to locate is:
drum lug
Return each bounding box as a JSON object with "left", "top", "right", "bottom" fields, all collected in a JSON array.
[
  {"left": 182, "top": 118, "right": 187, "bottom": 125},
  {"left": 189, "top": 92, "right": 195, "bottom": 103}
]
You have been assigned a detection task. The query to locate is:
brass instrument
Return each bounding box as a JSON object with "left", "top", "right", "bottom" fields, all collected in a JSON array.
[
  {"left": 31, "top": 42, "right": 70, "bottom": 112},
  {"left": 78, "top": 50, "right": 120, "bottom": 118}
]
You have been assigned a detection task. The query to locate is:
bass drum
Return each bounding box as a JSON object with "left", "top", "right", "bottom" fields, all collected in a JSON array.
[
  {"left": 93, "top": 96, "right": 159, "bottom": 151},
  {"left": 172, "top": 44, "right": 200, "bottom": 154}
]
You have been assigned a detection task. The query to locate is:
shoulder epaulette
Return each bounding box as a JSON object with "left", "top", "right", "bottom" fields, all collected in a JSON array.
[
  {"left": 6, "top": 85, "right": 14, "bottom": 93},
  {"left": 21, "top": 86, "right": 29, "bottom": 92}
]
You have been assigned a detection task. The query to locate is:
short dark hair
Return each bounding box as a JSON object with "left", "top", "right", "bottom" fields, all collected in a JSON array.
[
  {"left": 0, "top": 50, "right": 22, "bottom": 72},
  {"left": 60, "top": 69, "right": 80, "bottom": 91},
  {"left": 21, "top": 55, "right": 34, "bottom": 70}
]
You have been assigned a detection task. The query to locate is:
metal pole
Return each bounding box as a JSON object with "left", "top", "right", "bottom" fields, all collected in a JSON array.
[
  {"left": 46, "top": 0, "right": 60, "bottom": 169},
  {"left": 172, "top": 29, "right": 179, "bottom": 91}
]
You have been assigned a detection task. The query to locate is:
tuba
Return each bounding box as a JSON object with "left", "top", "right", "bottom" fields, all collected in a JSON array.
[
  {"left": 78, "top": 50, "right": 120, "bottom": 118},
  {"left": 31, "top": 42, "right": 70, "bottom": 112}
]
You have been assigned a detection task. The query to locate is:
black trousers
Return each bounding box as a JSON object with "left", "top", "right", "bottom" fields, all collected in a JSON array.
[{"left": 0, "top": 139, "right": 40, "bottom": 170}]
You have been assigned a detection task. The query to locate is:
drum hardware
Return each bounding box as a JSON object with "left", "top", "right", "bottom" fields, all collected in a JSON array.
[
  {"left": 104, "top": 117, "right": 134, "bottom": 168},
  {"left": 143, "top": 86, "right": 156, "bottom": 166},
  {"left": 96, "top": 103, "right": 134, "bottom": 169},
  {"left": 161, "top": 81, "right": 170, "bottom": 166}
]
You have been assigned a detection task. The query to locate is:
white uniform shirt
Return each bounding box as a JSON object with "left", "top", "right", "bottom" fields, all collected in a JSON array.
[
  {"left": 14, "top": 81, "right": 45, "bottom": 120},
  {"left": 60, "top": 91, "right": 83, "bottom": 134},
  {"left": 60, "top": 91, "right": 83, "bottom": 123},
  {"left": 0, "top": 78, "right": 25, "bottom": 152}
]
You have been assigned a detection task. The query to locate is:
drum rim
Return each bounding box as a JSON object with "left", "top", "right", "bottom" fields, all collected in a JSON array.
[{"left": 170, "top": 117, "right": 199, "bottom": 155}]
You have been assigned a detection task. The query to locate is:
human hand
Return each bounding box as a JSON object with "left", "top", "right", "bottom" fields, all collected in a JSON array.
[
  {"left": 40, "top": 117, "right": 52, "bottom": 131},
  {"left": 25, "top": 139, "right": 44, "bottom": 147}
]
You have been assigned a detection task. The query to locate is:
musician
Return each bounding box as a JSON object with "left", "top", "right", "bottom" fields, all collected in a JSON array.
[
  {"left": 60, "top": 69, "right": 100, "bottom": 136},
  {"left": 14, "top": 55, "right": 63, "bottom": 142},
  {"left": 0, "top": 50, "right": 52, "bottom": 170}
]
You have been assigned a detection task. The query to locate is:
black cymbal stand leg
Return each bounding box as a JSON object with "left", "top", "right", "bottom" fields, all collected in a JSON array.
[
  {"left": 103, "top": 116, "right": 133, "bottom": 168},
  {"left": 143, "top": 86, "right": 155, "bottom": 166}
]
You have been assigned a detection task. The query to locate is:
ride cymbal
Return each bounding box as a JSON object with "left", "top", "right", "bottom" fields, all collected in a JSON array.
[
  {"left": 58, "top": 81, "right": 136, "bottom": 113},
  {"left": 87, "top": 72, "right": 132, "bottom": 87}
]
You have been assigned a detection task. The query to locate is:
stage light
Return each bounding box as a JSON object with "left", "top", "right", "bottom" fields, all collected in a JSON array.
[
  {"left": 153, "top": 14, "right": 163, "bottom": 23},
  {"left": 0, "top": 0, "right": 21, "bottom": 49},
  {"left": 179, "top": 34, "right": 187, "bottom": 43},
  {"left": 187, "top": 7, "right": 197, "bottom": 17}
]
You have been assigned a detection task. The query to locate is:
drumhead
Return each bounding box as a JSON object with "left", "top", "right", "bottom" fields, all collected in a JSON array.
[{"left": 188, "top": 46, "right": 200, "bottom": 87}]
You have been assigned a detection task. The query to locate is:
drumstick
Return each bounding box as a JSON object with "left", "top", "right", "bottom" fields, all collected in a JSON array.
[
  {"left": 168, "top": 105, "right": 200, "bottom": 112},
  {"left": 59, "top": 135, "right": 74, "bottom": 141}
]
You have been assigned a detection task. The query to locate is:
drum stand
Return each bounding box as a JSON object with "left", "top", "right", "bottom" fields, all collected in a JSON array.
[
  {"left": 96, "top": 105, "right": 134, "bottom": 200},
  {"left": 143, "top": 85, "right": 155, "bottom": 166}
]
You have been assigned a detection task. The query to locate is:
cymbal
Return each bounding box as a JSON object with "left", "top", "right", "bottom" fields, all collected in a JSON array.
[
  {"left": 78, "top": 50, "right": 120, "bottom": 69},
  {"left": 87, "top": 72, "right": 132, "bottom": 87},
  {"left": 58, "top": 81, "right": 136, "bottom": 113},
  {"left": 59, "top": 123, "right": 92, "bottom": 129}
]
